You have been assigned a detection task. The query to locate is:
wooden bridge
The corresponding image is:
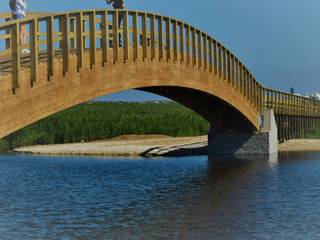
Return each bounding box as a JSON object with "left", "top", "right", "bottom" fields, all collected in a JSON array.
[{"left": 0, "top": 10, "right": 319, "bottom": 154}]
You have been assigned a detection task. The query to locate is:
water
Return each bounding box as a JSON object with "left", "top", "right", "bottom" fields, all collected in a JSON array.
[{"left": 0, "top": 152, "right": 320, "bottom": 239}]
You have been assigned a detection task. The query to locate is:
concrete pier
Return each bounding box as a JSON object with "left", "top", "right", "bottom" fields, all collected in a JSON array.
[{"left": 208, "top": 109, "right": 278, "bottom": 155}]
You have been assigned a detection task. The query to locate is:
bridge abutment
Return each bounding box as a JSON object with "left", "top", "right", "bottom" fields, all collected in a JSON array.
[{"left": 208, "top": 109, "right": 278, "bottom": 155}]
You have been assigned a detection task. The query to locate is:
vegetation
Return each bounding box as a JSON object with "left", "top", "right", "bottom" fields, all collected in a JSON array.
[
  {"left": 305, "top": 126, "right": 320, "bottom": 139},
  {"left": 0, "top": 101, "right": 209, "bottom": 152}
]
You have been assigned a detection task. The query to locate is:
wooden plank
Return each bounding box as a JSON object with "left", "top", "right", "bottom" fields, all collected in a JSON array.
[
  {"left": 203, "top": 33, "right": 207, "bottom": 71},
  {"left": 213, "top": 40, "right": 217, "bottom": 75},
  {"left": 112, "top": 11, "right": 119, "bottom": 63},
  {"left": 133, "top": 12, "right": 138, "bottom": 61},
  {"left": 158, "top": 16, "right": 163, "bottom": 61},
  {"left": 179, "top": 22, "right": 184, "bottom": 64},
  {"left": 150, "top": 14, "right": 155, "bottom": 61},
  {"left": 172, "top": 19, "right": 178, "bottom": 63},
  {"left": 89, "top": 11, "right": 96, "bottom": 67},
  {"left": 60, "top": 14, "right": 69, "bottom": 74},
  {"left": 123, "top": 11, "right": 129, "bottom": 62},
  {"left": 30, "top": 18, "right": 38, "bottom": 85},
  {"left": 11, "top": 23, "right": 20, "bottom": 92},
  {"left": 208, "top": 36, "right": 213, "bottom": 73},
  {"left": 191, "top": 28, "right": 196, "bottom": 66},
  {"left": 101, "top": 11, "right": 108, "bottom": 65},
  {"left": 141, "top": 13, "right": 147, "bottom": 60},
  {"left": 165, "top": 17, "right": 170, "bottom": 62},
  {"left": 186, "top": 25, "right": 190, "bottom": 66},
  {"left": 197, "top": 30, "right": 202, "bottom": 69},
  {"left": 47, "top": 16, "right": 54, "bottom": 78}
]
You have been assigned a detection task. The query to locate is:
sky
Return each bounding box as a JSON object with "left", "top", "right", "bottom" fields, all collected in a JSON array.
[{"left": 1, "top": 0, "right": 320, "bottom": 101}]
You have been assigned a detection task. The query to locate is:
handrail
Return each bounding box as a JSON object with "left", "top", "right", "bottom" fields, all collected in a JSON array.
[{"left": 0, "top": 9, "right": 319, "bottom": 119}]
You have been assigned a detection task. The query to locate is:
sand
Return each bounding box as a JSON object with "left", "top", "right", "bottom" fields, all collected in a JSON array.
[
  {"left": 13, "top": 135, "right": 208, "bottom": 157},
  {"left": 278, "top": 139, "right": 320, "bottom": 152},
  {"left": 13, "top": 135, "right": 320, "bottom": 157}
]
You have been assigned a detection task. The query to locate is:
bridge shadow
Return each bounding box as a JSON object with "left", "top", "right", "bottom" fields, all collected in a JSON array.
[{"left": 140, "top": 141, "right": 208, "bottom": 157}]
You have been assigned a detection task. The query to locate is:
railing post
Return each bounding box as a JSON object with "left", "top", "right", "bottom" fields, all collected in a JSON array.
[
  {"left": 172, "top": 19, "right": 178, "bottom": 63},
  {"left": 89, "top": 11, "right": 96, "bottom": 67},
  {"left": 30, "top": 18, "right": 38, "bottom": 85},
  {"left": 203, "top": 33, "right": 207, "bottom": 71},
  {"left": 197, "top": 30, "right": 202, "bottom": 69},
  {"left": 150, "top": 14, "right": 156, "bottom": 61},
  {"left": 101, "top": 11, "right": 108, "bottom": 65},
  {"left": 112, "top": 10, "right": 119, "bottom": 63},
  {"left": 76, "top": 12, "right": 84, "bottom": 70},
  {"left": 123, "top": 11, "right": 129, "bottom": 62},
  {"left": 60, "top": 14, "right": 69, "bottom": 75},
  {"left": 213, "top": 40, "right": 218, "bottom": 75},
  {"left": 141, "top": 12, "right": 147, "bottom": 61},
  {"left": 11, "top": 23, "right": 20, "bottom": 93},
  {"left": 186, "top": 25, "right": 190, "bottom": 66},
  {"left": 165, "top": 17, "right": 171, "bottom": 62},
  {"left": 208, "top": 37, "right": 213, "bottom": 73},
  {"left": 191, "top": 28, "right": 196, "bottom": 67},
  {"left": 133, "top": 11, "right": 138, "bottom": 61},
  {"left": 47, "top": 16, "right": 54, "bottom": 78},
  {"left": 179, "top": 22, "right": 184, "bottom": 64}
]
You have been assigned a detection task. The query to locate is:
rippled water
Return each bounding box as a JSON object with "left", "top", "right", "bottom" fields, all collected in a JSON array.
[{"left": 0, "top": 152, "right": 320, "bottom": 239}]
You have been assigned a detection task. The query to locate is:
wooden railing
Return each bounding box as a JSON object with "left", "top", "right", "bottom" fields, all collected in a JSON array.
[{"left": 0, "top": 9, "right": 320, "bottom": 119}]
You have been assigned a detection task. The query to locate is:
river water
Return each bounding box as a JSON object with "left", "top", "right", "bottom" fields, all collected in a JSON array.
[{"left": 0, "top": 152, "right": 320, "bottom": 239}]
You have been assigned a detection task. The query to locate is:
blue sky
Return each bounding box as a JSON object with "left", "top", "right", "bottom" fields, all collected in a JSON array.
[{"left": 1, "top": 0, "right": 320, "bottom": 101}]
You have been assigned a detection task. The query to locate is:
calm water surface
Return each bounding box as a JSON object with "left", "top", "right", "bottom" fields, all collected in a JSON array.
[{"left": 0, "top": 152, "right": 320, "bottom": 239}]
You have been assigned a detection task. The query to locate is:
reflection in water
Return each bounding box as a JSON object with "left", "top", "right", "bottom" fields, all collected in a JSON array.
[{"left": 0, "top": 152, "right": 319, "bottom": 239}]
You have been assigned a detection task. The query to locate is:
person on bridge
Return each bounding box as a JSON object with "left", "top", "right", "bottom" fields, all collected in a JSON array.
[
  {"left": 106, "top": 0, "right": 125, "bottom": 47},
  {"left": 106, "top": 0, "right": 125, "bottom": 9},
  {"left": 9, "top": 0, "right": 29, "bottom": 54}
]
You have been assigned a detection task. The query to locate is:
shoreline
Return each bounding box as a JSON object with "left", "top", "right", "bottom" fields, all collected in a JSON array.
[
  {"left": 13, "top": 135, "right": 320, "bottom": 157},
  {"left": 13, "top": 135, "right": 208, "bottom": 157}
]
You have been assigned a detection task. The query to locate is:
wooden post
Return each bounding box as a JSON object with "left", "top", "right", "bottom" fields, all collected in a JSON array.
[
  {"left": 197, "top": 30, "right": 202, "bottom": 69},
  {"left": 172, "top": 20, "right": 178, "bottom": 63},
  {"left": 123, "top": 11, "right": 129, "bottom": 62},
  {"left": 112, "top": 11, "right": 119, "bottom": 63},
  {"left": 203, "top": 33, "right": 207, "bottom": 71},
  {"left": 208, "top": 37, "right": 213, "bottom": 73},
  {"left": 133, "top": 12, "right": 138, "bottom": 61},
  {"left": 11, "top": 23, "right": 20, "bottom": 93},
  {"left": 47, "top": 16, "right": 54, "bottom": 78},
  {"left": 158, "top": 16, "right": 163, "bottom": 61},
  {"left": 179, "top": 22, "right": 184, "bottom": 64},
  {"left": 191, "top": 28, "right": 196, "bottom": 67},
  {"left": 150, "top": 14, "right": 156, "bottom": 61},
  {"left": 186, "top": 25, "right": 190, "bottom": 66},
  {"left": 76, "top": 12, "right": 84, "bottom": 70},
  {"left": 165, "top": 17, "right": 171, "bottom": 62},
  {"left": 141, "top": 13, "right": 147, "bottom": 61},
  {"left": 60, "top": 14, "right": 69, "bottom": 75},
  {"left": 30, "top": 19, "right": 38, "bottom": 85},
  {"left": 213, "top": 40, "right": 218, "bottom": 75},
  {"left": 101, "top": 11, "right": 108, "bottom": 65},
  {"left": 89, "top": 11, "right": 96, "bottom": 67}
]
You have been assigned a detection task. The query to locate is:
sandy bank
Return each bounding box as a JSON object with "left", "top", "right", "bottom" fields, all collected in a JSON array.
[
  {"left": 278, "top": 139, "right": 320, "bottom": 152},
  {"left": 14, "top": 135, "right": 208, "bottom": 157},
  {"left": 13, "top": 135, "right": 320, "bottom": 157}
]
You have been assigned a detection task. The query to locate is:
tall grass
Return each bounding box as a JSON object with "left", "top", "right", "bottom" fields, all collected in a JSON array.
[{"left": 0, "top": 101, "right": 209, "bottom": 151}]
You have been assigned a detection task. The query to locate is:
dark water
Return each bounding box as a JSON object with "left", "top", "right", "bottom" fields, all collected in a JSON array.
[{"left": 0, "top": 153, "right": 320, "bottom": 240}]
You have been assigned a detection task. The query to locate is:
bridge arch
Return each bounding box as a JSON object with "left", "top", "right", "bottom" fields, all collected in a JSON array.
[{"left": 0, "top": 55, "right": 257, "bottom": 138}]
